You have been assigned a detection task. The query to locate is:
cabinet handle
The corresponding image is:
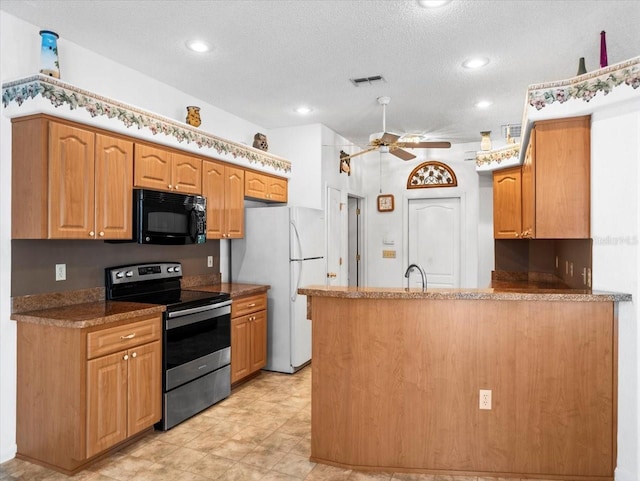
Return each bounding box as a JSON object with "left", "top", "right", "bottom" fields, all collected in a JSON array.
[
  {"left": 132, "top": 352, "right": 137, "bottom": 358},
  {"left": 123, "top": 354, "right": 129, "bottom": 361},
  {"left": 168, "top": 184, "right": 173, "bottom": 190},
  {"left": 247, "top": 303, "right": 256, "bottom": 307},
  {"left": 514, "top": 233, "right": 520, "bottom": 238},
  {"left": 120, "top": 333, "right": 136, "bottom": 340},
  {"left": 99, "top": 231, "right": 105, "bottom": 237},
  {"left": 89, "top": 231, "right": 95, "bottom": 237},
  {"left": 175, "top": 185, "right": 179, "bottom": 190}
]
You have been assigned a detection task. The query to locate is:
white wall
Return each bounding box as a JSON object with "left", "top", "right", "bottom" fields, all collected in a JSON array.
[
  {"left": 591, "top": 100, "right": 640, "bottom": 481},
  {"left": 363, "top": 143, "right": 486, "bottom": 288},
  {"left": 0, "top": 11, "right": 272, "bottom": 462}
]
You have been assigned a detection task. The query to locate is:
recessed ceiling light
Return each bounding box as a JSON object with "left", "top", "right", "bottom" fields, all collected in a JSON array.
[
  {"left": 475, "top": 100, "right": 493, "bottom": 109},
  {"left": 463, "top": 57, "right": 489, "bottom": 69},
  {"left": 185, "top": 40, "right": 211, "bottom": 53},
  {"left": 418, "top": 0, "right": 451, "bottom": 7},
  {"left": 295, "top": 106, "right": 313, "bottom": 115}
]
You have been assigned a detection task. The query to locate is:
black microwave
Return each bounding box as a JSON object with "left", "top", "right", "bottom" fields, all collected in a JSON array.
[{"left": 134, "top": 189, "right": 207, "bottom": 245}]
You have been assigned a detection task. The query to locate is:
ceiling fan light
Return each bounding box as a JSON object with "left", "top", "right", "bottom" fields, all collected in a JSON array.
[
  {"left": 295, "top": 106, "right": 313, "bottom": 114},
  {"left": 463, "top": 57, "right": 489, "bottom": 69}
]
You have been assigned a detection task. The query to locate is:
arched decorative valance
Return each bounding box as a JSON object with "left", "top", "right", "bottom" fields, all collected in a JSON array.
[{"left": 407, "top": 161, "right": 457, "bottom": 189}]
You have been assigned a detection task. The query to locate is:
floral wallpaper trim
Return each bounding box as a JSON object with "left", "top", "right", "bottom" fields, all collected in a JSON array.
[
  {"left": 527, "top": 56, "right": 640, "bottom": 111},
  {"left": 475, "top": 144, "right": 521, "bottom": 167},
  {"left": 1, "top": 74, "right": 291, "bottom": 173}
]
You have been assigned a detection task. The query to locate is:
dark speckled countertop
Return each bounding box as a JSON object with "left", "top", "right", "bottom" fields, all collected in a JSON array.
[
  {"left": 11, "top": 301, "right": 166, "bottom": 328},
  {"left": 298, "top": 285, "right": 631, "bottom": 302}
]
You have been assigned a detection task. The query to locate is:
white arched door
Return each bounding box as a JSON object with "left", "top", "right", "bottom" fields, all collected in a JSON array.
[{"left": 408, "top": 197, "right": 461, "bottom": 288}]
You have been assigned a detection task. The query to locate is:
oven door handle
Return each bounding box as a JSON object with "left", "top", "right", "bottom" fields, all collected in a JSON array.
[{"left": 167, "top": 300, "right": 232, "bottom": 319}]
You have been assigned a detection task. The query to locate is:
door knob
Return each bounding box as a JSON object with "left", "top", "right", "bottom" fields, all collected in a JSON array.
[{"left": 327, "top": 272, "right": 337, "bottom": 278}]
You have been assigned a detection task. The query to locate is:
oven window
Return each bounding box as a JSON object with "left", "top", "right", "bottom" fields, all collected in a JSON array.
[
  {"left": 148, "top": 211, "right": 188, "bottom": 234},
  {"left": 165, "top": 315, "right": 230, "bottom": 369}
]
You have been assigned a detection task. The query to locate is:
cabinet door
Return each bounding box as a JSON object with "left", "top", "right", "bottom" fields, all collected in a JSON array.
[
  {"left": 250, "top": 310, "right": 267, "bottom": 373},
  {"left": 172, "top": 152, "right": 202, "bottom": 194},
  {"left": 225, "top": 166, "right": 245, "bottom": 238},
  {"left": 134, "top": 144, "right": 172, "bottom": 191},
  {"left": 534, "top": 116, "right": 590, "bottom": 238},
  {"left": 128, "top": 341, "right": 162, "bottom": 436},
  {"left": 95, "top": 134, "right": 133, "bottom": 240},
  {"left": 48, "top": 122, "right": 96, "bottom": 239},
  {"left": 493, "top": 167, "right": 522, "bottom": 239},
  {"left": 521, "top": 128, "right": 535, "bottom": 238},
  {"left": 231, "top": 315, "right": 251, "bottom": 383},
  {"left": 267, "top": 177, "right": 288, "bottom": 203},
  {"left": 86, "top": 350, "right": 128, "bottom": 458},
  {"left": 245, "top": 171, "right": 268, "bottom": 200},
  {"left": 202, "top": 160, "right": 226, "bottom": 239}
]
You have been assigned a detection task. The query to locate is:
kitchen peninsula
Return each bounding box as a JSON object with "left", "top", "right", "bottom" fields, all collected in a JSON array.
[{"left": 298, "top": 285, "right": 631, "bottom": 481}]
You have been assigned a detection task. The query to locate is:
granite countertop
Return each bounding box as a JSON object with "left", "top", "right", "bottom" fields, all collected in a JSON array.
[
  {"left": 298, "top": 285, "right": 632, "bottom": 302},
  {"left": 187, "top": 282, "right": 270, "bottom": 298},
  {"left": 11, "top": 301, "right": 166, "bottom": 329}
]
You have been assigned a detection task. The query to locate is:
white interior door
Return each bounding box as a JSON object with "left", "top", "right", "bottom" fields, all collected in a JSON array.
[
  {"left": 408, "top": 197, "right": 461, "bottom": 288},
  {"left": 326, "top": 186, "right": 342, "bottom": 285}
]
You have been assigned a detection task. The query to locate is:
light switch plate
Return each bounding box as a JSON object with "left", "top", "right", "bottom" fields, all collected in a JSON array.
[
  {"left": 207, "top": 256, "right": 213, "bottom": 268},
  {"left": 55, "top": 264, "right": 66, "bottom": 281}
]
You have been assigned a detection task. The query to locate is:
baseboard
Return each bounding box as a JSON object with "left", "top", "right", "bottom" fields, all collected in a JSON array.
[{"left": 0, "top": 443, "right": 17, "bottom": 464}]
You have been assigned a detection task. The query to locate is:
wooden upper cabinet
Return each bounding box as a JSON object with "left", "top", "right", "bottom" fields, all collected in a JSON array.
[
  {"left": 134, "top": 144, "right": 202, "bottom": 194},
  {"left": 534, "top": 116, "right": 590, "bottom": 238},
  {"left": 245, "top": 170, "right": 288, "bottom": 203},
  {"left": 95, "top": 134, "right": 133, "bottom": 240},
  {"left": 202, "top": 160, "right": 244, "bottom": 239},
  {"left": 493, "top": 166, "right": 522, "bottom": 239},
  {"left": 493, "top": 115, "right": 591, "bottom": 240},
  {"left": 12, "top": 116, "right": 132, "bottom": 240},
  {"left": 48, "top": 122, "right": 96, "bottom": 239}
]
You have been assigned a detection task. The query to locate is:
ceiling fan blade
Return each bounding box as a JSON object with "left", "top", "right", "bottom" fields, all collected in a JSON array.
[
  {"left": 341, "top": 146, "right": 379, "bottom": 160},
  {"left": 396, "top": 141, "right": 452, "bottom": 149},
  {"left": 390, "top": 148, "right": 416, "bottom": 161},
  {"left": 379, "top": 132, "right": 400, "bottom": 144}
]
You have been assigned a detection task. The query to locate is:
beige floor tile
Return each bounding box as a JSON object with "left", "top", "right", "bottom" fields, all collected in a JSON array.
[
  {"left": 391, "top": 473, "right": 435, "bottom": 481},
  {"left": 271, "top": 452, "right": 316, "bottom": 478},
  {"left": 262, "top": 470, "right": 304, "bottom": 481},
  {"left": 288, "top": 438, "right": 311, "bottom": 458},
  {"left": 305, "top": 463, "right": 352, "bottom": 481},
  {"left": 181, "top": 453, "right": 236, "bottom": 479},
  {"left": 159, "top": 425, "right": 202, "bottom": 446},
  {"left": 231, "top": 424, "right": 277, "bottom": 443},
  {"left": 278, "top": 419, "right": 311, "bottom": 437},
  {"left": 210, "top": 438, "right": 260, "bottom": 461},
  {"left": 156, "top": 446, "right": 208, "bottom": 472},
  {"left": 239, "top": 445, "right": 287, "bottom": 470},
  {"left": 134, "top": 462, "right": 213, "bottom": 481},
  {"left": 91, "top": 455, "right": 154, "bottom": 481},
  {"left": 184, "top": 431, "right": 226, "bottom": 452},
  {"left": 129, "top": 438, "right": 181, "bottom": 462},
  {"left": 260, "top": 431, "right": 303, "bottom": 452},
  {"left": 216, "top": 462, "right": 267, "bottom": 481},
  {"left": 433, "top": 476, "right": 477, "bottom": 481},
  {"left": 349, "top": 471, "right": 393, "bottom": 481}
]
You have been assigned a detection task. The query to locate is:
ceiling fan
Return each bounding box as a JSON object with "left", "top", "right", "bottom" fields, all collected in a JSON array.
[{"left": 342, "top": 96, "right": 451, "bottom": 161}]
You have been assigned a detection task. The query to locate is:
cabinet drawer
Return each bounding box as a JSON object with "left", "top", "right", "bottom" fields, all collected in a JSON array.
[
  {"left": 87, "top": 316, "right": 161, "bottom": 359},
  {"left": 232, "top": 293, "right": 267, "bottom": 318}
]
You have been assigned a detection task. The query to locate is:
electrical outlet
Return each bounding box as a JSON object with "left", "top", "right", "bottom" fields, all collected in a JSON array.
[
  {"left": 570, "top": 262, "right": 574, "bottom": 277},
  {"left": 55, "top": 264, "right": 66, "bottom": 281},
  {"left": 382, "top": 250, "right": 396, "bottom": 259},
  {"left": 207, "top": 256, "right": 213, "bottom": 268},
  {"left": 479, "top": 389, "right": 492, "bottom": 410}
]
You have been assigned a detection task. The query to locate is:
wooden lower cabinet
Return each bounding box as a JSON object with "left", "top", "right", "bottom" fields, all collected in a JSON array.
[
  {"left": 17, "top": 314, "right": 162, "bottom": 474},
  {"left": 231, "top": 293, "right": 268, "bottom": 384}
]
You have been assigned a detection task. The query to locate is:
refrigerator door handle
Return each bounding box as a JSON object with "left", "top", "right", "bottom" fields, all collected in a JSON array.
[
  {"left": 290, "top": 219, "right": 304, "bottom": 261},
  {"left": 291, "top": 260, "right": 301, "bottom": 302}
]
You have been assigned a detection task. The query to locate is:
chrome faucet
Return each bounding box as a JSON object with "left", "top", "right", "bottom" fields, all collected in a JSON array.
[{"left": 404, "top": 264, "right": 427, "bottom": 291}]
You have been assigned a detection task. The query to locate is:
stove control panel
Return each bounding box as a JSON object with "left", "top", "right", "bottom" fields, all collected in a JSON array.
[{"left": 106, "top": 262, "right": 182, "bottom": 285}]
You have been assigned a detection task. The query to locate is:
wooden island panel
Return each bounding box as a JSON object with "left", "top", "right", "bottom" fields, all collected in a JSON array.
[{"left": 310, "top": 296, "right": 615, "bottom": 480}]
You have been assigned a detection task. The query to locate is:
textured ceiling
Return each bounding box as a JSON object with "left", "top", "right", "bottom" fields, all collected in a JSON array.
[{"left": 2, "top": 0, "right": 640, "bottom": 147}]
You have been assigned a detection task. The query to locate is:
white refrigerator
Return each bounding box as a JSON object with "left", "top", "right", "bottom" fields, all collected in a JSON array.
[{"left": 231, "top": 206, "right": 325, "bottom": 373}]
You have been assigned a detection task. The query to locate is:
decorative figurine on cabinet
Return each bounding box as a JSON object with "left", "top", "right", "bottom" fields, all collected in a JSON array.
[
  {"left": 185, "top": 106, "right": 201, "bottom": 127},
  {"left": 253, "top": 133, "right": 269, "bottom": 151}
]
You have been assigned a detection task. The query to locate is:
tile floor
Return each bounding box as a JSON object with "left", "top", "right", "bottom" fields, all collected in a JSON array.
[{"left": 1, "top": 366, "right": 563, "bottom": 481}]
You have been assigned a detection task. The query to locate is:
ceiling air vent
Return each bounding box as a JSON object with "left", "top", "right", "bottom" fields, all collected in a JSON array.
[
  {"left": 501, "top": 124, "right": 522, "bottom": 139},
  {"left": 350, "top": 75, "right": 386, "bottom": 87}
]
